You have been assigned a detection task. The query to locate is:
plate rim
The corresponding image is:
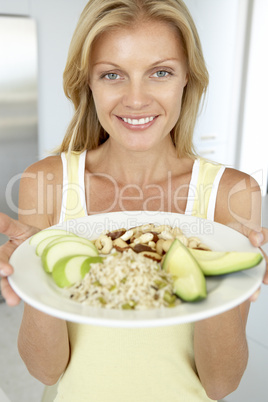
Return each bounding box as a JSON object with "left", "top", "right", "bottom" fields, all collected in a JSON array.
[{"left": 9, "top": 211, "right": 265, "bottom": 328}]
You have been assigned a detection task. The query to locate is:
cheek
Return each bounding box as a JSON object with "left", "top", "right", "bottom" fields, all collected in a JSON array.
[
  {"left": 164, "top": 85, "right": 184, "bottom": 120},
  {"left": 92, "top": 87, "right": 119, "bottom": 115}
]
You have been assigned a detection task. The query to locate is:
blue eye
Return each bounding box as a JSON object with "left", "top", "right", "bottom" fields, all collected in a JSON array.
[
  {"left": 156, "top": 71, "right": 168, "bottom": 77},
  {"left": 106, "top": 73, "right": 119, "bottom": 80}
]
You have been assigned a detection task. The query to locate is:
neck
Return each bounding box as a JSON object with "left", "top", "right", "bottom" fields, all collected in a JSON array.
[{"left": 99, "top": 137, "right": 179, "bottom": 186}]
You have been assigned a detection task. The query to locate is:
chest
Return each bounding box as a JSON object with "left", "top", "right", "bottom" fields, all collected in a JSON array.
[{"left": 84, "top": 171, "right": 191, "bottom": 214}]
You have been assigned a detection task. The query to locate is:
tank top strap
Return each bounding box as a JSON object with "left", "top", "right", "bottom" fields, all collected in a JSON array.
[
  {"left": 185, "top": 158, "right": 225, "bottom": 221},
  {"left": 59, "top": 151, "right": 87, "bottom": 223}
]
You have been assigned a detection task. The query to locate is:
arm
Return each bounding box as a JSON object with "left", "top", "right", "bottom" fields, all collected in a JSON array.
[
  {"left": 0, "top": 213, "right": 39, "bottom": 306},
  {"left": 17, "top": 157, "right": 70, "bottom": 385},
  {"left": 194, "top": 169, "right": 261, "bottom": 400}
]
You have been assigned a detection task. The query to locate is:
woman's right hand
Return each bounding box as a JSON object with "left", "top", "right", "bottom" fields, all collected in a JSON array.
[{"left": 0, "top": 212, "right": 39, "bottom": 306}]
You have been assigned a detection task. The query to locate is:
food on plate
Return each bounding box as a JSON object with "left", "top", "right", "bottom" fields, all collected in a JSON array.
[
  {"left": 29, "top": 229, "right": 77, "bottom": 246},
  {"left": 52, "top": 255, "right": 103, "bottom": 288},
  {"left": 30, "top": 224, "right": 263, "bottom": 309},
  {"left": 65, "top": 248, "right": 178, "bottom": 310},
  {"left": 41, "top": 238, "right": 98, "bottom": 273},
  {"left": 94, "top": 223, "right": 210, "bottom": 260},
  {"left": 162, "top": 239, "right": 207, "bottom": 302},
  {"left": 189, "top": 248, "right": 263, "bottom": 276},
  {"left": 30, "top": 229, "right": 98, "bottom": 274},
  {"left": 36, "top": 235, "right": 81, "bottom": 257}
]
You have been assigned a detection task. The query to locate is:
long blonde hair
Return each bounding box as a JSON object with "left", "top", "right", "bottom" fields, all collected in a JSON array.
[{"left": 59, "top": 0, "right": 209, "bottom": 157}]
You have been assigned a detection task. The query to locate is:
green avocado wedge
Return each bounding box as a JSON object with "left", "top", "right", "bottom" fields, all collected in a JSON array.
[
  {"left": 162, "top": 239, "right": 207, "bottom": 302},
  {"left": 189, "top": 248, "right": 263, "bottom": 276},
  {"left": 52, "top": 255, "right": 103, "bottom": 288}
]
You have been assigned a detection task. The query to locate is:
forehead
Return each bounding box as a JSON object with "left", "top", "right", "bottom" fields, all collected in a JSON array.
[{"left": 90, "top": 20, "right": 186, "bottom": 66}]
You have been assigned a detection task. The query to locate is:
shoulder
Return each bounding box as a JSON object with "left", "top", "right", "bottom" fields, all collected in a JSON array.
[
  {"left": 215, "top": 167, "right": 261, "bottom": 229},
  {"left": 19, "top": 155, "right": 63, "bottom": 228},
  {"left": 23, "top": 155, "right": 62, "bottom": 178}
]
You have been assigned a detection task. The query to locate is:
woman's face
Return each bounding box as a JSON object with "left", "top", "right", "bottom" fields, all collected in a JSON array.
[{"left": 89, "top": 20, "right": 188, "bottom": 152}]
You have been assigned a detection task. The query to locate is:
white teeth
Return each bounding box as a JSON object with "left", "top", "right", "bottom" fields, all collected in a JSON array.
[{"left": 122, "top": 117, "right": 154, "bottom": 125}]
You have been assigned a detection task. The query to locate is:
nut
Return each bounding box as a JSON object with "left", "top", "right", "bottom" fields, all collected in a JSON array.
[
  {"left": 171, "top": 227, "right": 183, "bottom": 236},
  {"left": 95, "top": 235, "right": 113, "bottom": 254},
  {"left": 120, "top": 230, "right": 133, "bottom": 242},
  {"left": 113, "top": 238, "right": 130, "bottom": 251},
  {"left": 107, "top": 229, "right": 126, "bottom": 240},
  {"left": 162, "top": 239, "right": 173, "bottom": 253},
  {"left": 159, "top": 230, "right": 174, "bottom": 240},
  {"left": 188, "top": 237, "right": 200, "bottom": 249},
  {"left": 196, "top": 243, "right": 211, "bottom": 251},
  {"left": 156, "top": 239, "right": 165, "bottom": 255},
  {"left": 139, "top": 251, "right": 162, "bottom": 262},
  {"left": 133, "top": 232, "right": 154, "bottom": 244}
]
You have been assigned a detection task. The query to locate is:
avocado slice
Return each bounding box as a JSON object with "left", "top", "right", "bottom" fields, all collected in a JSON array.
[
  {"left": 162, "top": 239, "right": 207, "bottom": 302},
  {"left": 189, "top": 248, "right": 263, "bottom": 276}
]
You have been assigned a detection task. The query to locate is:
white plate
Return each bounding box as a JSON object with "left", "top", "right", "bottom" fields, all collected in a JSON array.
[{"left": 9, "top": 211, "right": 265, "bottom": 328}]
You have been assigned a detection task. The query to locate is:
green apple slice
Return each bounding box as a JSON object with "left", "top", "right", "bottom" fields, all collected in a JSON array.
[
  {"left": 37, "top": 235, "right": 97, "bottom": 257},
  {"left": 52, "top": 255, "right": 103, "bottom": 288},
  {"left": 30, "top": 229, "right": 76, "bottom": 246},
  {"left": 189, "top": 248, "right": 263, "bottom": 276},
  {"left": 41, "top": 240, "right": 99, "bottom": 273},
  {"left": 35, "top": 235, "right": 71, "bottom": 256},
  {"left": 162, "top": 239, "right": 207, "bottom": 302}
]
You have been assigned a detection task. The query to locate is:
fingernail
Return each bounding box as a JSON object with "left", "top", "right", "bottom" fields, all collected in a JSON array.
[
  {"left": 0, "top": 269, "right": 7, "bottom": 277},
  {"left": 256, "top": 232, "right": 264, "bottom": 245}
]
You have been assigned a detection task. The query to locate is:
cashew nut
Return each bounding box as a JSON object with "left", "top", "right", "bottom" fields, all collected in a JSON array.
[
  {"left": 133, "top": 232, "right": 154, "bottom": 244},
  {"left": 95, "top": 235, "right": 113, "bottom": 254},
  {"left": 188, "top": 237, "right": 201, "bottom": 249},
  {"left": 156, "top": 239, "right": 165, "bottom": 255},
  {"left": 162, "top": 239, "right": 173, "bottom": 253},
  {"left": 120, "top": 230, "right": 133, "bottom": 242},
  {"left": 159, "top": 230, "right": 174, "bottom": 240}
]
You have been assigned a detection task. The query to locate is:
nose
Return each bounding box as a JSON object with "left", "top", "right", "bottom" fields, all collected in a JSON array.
[{"left": 121, "top": 79, "right": 152, "bottom": 110}]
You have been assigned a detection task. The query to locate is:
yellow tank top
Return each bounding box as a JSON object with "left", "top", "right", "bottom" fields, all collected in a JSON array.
[{"left": 49, "top": 152, "right": 225, "bottom": 402}]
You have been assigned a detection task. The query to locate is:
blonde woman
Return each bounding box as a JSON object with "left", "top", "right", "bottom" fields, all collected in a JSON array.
[{"left": 0, "top": 0, "right": 267, "bottom": 401}]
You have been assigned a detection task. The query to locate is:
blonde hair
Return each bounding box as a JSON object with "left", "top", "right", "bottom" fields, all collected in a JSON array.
[{"left": 59, "top": 0, "right": 209, "bottom": 157}]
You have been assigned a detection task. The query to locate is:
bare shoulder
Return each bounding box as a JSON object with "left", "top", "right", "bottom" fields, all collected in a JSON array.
[
  {"left": 23, "top": 155, "right": 62, "bottom": 179},
  {"left": 215, "top": 167, "right": 261, "bottom": 229},
  {"left": 19, "top": 155, "right": 63, "bottom": 228}
]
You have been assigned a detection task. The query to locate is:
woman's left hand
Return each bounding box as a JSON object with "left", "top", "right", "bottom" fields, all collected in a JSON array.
[{"left": 248, "top": 227, "right": 268, "bottom": 301}]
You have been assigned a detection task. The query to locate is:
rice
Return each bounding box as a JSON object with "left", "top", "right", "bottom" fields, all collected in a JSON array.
[{"left": 65, "top": 248, "right": 180, "bottom": 310}]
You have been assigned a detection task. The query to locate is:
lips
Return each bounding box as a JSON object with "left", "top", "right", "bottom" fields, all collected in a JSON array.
[
  {"left": 117, "top": 116, "right": 158, "bottom": 128},
  {"left": 121, "top": 116, "right": 155, "bottom": 125}
]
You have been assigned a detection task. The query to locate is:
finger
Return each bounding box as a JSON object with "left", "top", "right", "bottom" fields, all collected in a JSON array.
[
  {"left": 0, "top": 212, "right": 38, "bottom": 244},
  {"left": 0, "top": 278, "right": 21, "bottom": 306},
  {"left": 248, "top": 227, "right": 268, "bottom": 248},
  {"left": 0, "top": 240, "right": 20, "bottom": 274},
  {"left": 249, "top": 287, "right": 261, "bottom": 302},
  {"left": 262, "top": 260, "right": 268, "bottom": 285}
]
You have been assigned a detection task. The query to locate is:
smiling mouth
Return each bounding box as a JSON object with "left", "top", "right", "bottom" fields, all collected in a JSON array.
[{"left": 120, "top": 116, "right": 156, "bottom": 126}]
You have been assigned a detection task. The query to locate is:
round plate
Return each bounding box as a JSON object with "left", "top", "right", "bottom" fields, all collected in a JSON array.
[{"left": 9, "top": 211, "right": 265, "bottom": 328}]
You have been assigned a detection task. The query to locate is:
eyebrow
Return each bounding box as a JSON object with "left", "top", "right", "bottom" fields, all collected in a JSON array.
[{"left": 93, "top": 58, "right": 180, "bottom": 68}]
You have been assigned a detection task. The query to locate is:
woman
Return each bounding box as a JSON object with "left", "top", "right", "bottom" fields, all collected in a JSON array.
[{"left": 0, "top": 0, "right": 267, "bottom": 401}]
